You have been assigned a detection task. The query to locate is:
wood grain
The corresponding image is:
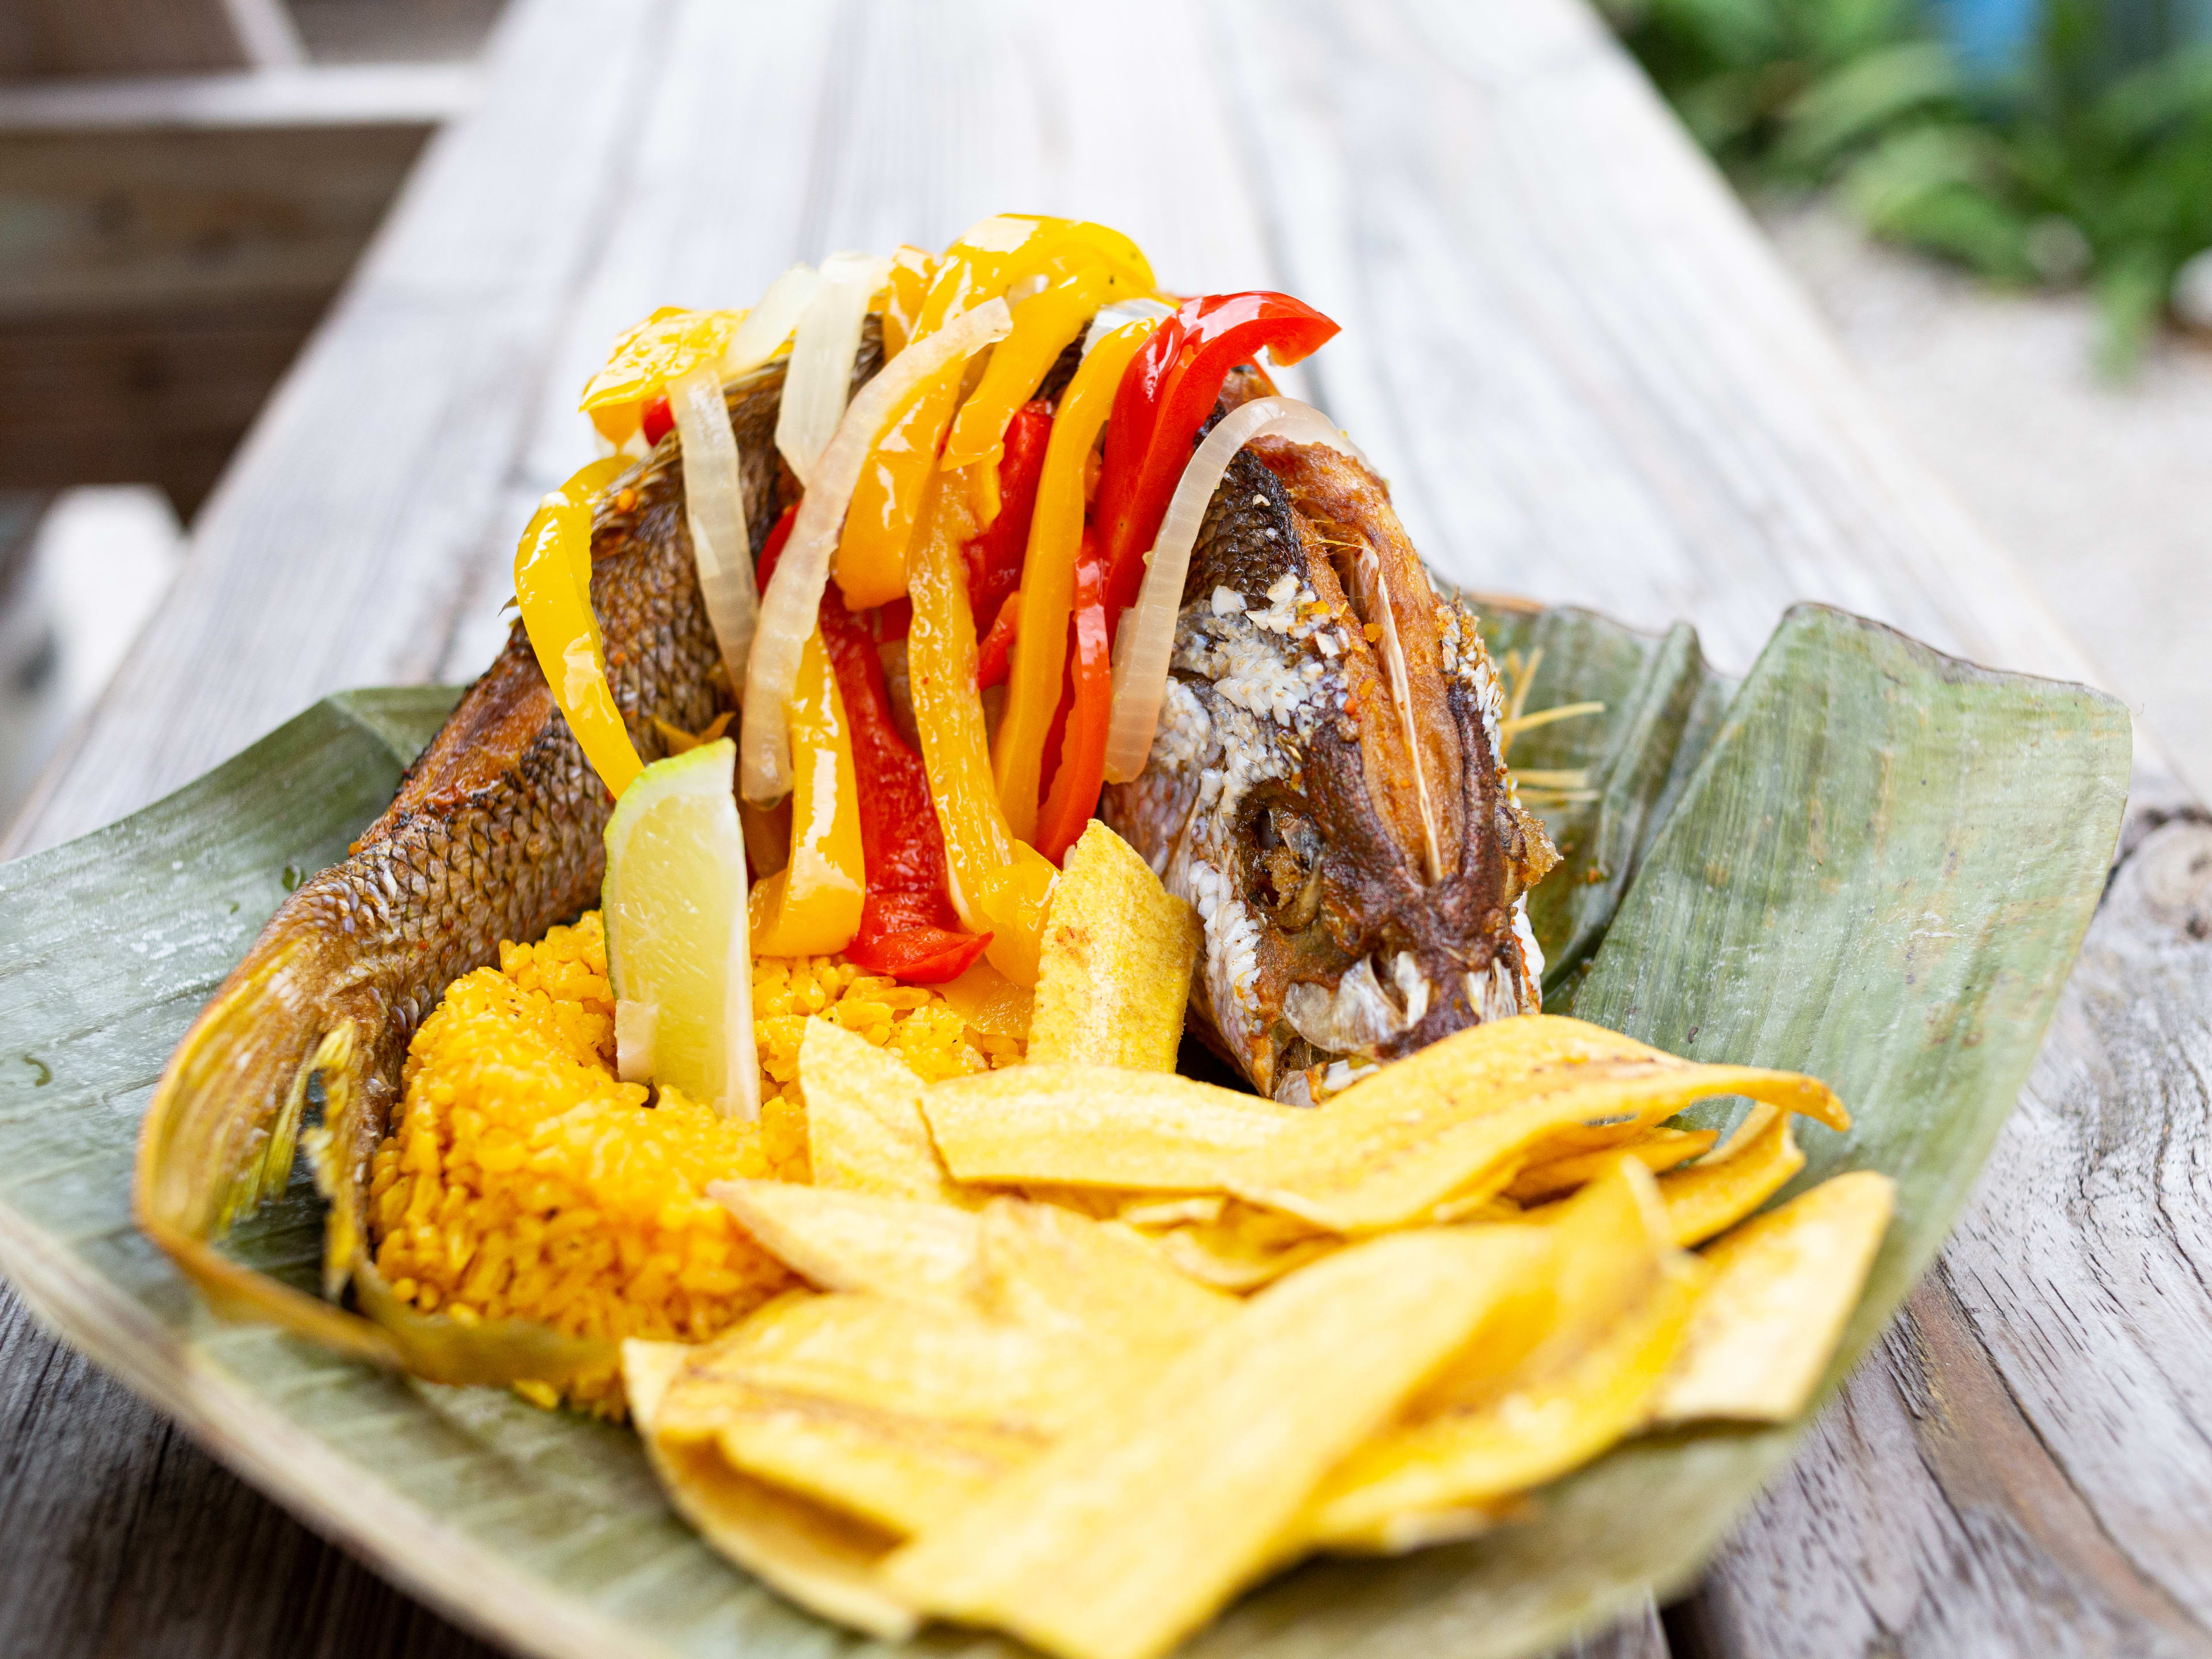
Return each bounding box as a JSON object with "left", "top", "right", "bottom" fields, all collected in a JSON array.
[
  {"left": 1211, "top": 0, "right": 2212, "bottom": 1652},
  {"left": 1679, "top": 814, "right": 2212, "bottom": 1658},
  {"left": 0, "top": 0, "right": 2200, "bottom": 1654}
]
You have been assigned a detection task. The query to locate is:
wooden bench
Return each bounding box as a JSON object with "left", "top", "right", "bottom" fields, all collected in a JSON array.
[{"left": 2, "top": 0, "right": 2206, "bottom": 1653}]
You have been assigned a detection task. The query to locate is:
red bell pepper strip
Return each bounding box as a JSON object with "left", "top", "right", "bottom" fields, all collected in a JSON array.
[
  {"left": 976, "top": 592, "right": 1019, "bottom": 690},
  {"left": 1033, "top": 530, "right": 1115, "bottom": 864},
  {"left": 755, "top": 501, "right": 797, "bottom": 586},
  {"left": 960, "top": 399, "right": 1052, "bottom": 633},
  {"left": 641, "top": 392, "right": 675, "bottom": 449},
  {"left": 813, "top": 592, "right": 989, "bottom": 987},
  {"left": 1093, "top": 292, "right": 1338, "bottom": 624}
]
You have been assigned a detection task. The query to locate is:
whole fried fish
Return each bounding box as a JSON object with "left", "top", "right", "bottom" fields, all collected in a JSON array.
[
  {"left": 138, "top": 320, "right": 1548, "bottom": 1377},
  {"left": 1101, "top": 435, "right": 1558, "bottom": 1103},
  {"left": 132, "top": 347, "right": 843, "bottom": 1382}
]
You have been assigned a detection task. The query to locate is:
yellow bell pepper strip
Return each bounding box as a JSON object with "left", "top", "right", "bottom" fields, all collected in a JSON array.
[
  {"left": 830, "top": 220, "right": 1154, "bottom": 608},
  {"left": 940, "top": 263, "right": 1116, "bottom": 475},
  {"left": 904, "top": 468, "right": 1054, "bottom": 986},
  {"left": 991, "top": 316, "right": 1158, "bottom": 842},
  {"left": 914, "top": 215, "right": 1153, "bottom": 338},
  {"left": 974, "top": 844, "right": 1059, "bottom": 988},
  {"left": 514, "top": 457, "right": 643, "bottom": 797},
  {"left": 578, "top": 306, "right": 745, "bottom": 447},
  {"left": 748, "top": 631, "right": 865, "bottom": 957},
  {"left": 880, "top": 244, "right": 935, "bottom": 358}
]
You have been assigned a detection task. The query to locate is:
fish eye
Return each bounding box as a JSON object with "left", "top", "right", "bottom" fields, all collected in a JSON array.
[{"left": 1244, "top": 800, "right": 1327, "bottom": 931}]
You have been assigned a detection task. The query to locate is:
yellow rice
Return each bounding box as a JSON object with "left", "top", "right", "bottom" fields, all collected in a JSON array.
[{"left": 368, "top": 911, "right": 1024, "bottom": 1416}]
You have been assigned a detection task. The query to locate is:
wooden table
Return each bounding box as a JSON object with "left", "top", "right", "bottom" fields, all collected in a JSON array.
[{"left": 5, "top": 1, "right": 2208, "bottom": 1654}]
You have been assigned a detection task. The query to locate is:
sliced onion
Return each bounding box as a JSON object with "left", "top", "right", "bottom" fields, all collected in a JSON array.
[
  {"left": 671, "top": 363, "right": 757, "bottom": 687},
  {"left": 1100, "top": 397, "right": 1361, "bottom": 784},
  {"left": 717, "top": 264, "right": 819, "bottom": 379},
  {"left": 775, "top": 251, "right": 889, "bottom": 488},
  {"left": 740, "top": 296, "right": 1014, "bottom": 804},
  {"left": 668, "top": 267, "right": 821, "bottom": 728},
  {"left": 1082, "top": 296, "right": 1173, "bottom": 357}
]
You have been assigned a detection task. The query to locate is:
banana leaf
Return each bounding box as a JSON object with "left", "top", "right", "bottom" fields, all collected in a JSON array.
[{"left": 0, "top": 604, "right": 2128, "bottom": 1659}]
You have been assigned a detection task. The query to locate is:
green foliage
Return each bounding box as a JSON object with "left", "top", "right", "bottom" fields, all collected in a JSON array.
[{"left": 1605, "top": 0, "right": 2212, "bottom": 374}]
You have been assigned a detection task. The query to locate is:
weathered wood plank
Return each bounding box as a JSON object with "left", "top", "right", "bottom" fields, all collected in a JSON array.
[
  {"left": 3, "top": 0, "right": 673, "bottom": 860},
  {"left": 1214, "top": 0, "right": 2106, "bottom": 689},
  {"left": 1213, "top": 1, "right": 2212, "bottom": 1654},
  {"left": 1682, "top": 815, "right": 2212, "bottom": 1657},
  {"left": 0, "top": 0, "right": 673, "bottom": 1650}
]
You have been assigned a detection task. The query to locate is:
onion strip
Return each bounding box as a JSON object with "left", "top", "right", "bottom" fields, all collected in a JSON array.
[
  {"left": 1100, "top": 397, "right": 1360, "bottom": 784},
  {"left": 740, "top": 296, "right": 1013, "bottom": 804},
  {"left": 671, "top": 363, "right": 757, "bottom": 687},
  {"left": 717, "top": 264, "right": 819, "bottom": 380},
  {"left": 1082, "top": 296, "right": 1172, "bottom": 357},
  {"left": 666, "top": 265, "right": 820, "bottom": 698},
  {"left": 775, "top": 251, "right": 888, "bottom": 488}
]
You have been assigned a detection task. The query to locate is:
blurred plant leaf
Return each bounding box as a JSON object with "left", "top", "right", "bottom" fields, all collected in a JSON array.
[
  {"left": 1774, "top": 41, "right": 1961, "bottom": 176},
  {"left": 1609, "top": 0, "right": 2212, "bottom": 373}
]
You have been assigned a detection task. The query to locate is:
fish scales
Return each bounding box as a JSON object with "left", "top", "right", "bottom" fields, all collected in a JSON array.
[
  {"left": 135, "top": 338, "right": 879, "bottom": 1381},
  {"left": 1100, "top": 441, "right": 1556, "bottom": 1103}
]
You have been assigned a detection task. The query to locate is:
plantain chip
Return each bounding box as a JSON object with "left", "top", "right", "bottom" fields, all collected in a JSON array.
[
  {"left": 923, "top": 1065, "right": 1298, "bottom": 1191},
  {"left": 1397, "top": 1161, "right": 1669, "bottom": 1423},
  {"left": 1016, "top": 1182, "right": 1128, "bottom": 1218},
  {"left": 1302, "top": 1261, "right": 1703, "bottom": 1550},
  {"left": 1029, "top": 822, "right": 1202, "bottom": 1071},
  {"left": 971, "top": 1196, "right": 1233, "bottom": 1356},
  {"left": 1655, "top": 1104, "right": 1805, "bottom": 1247},
  {"left": 709, "top": 1179, "right": 982, "bottom": 1309},
  {"left": 670, "top": 1290, "right": 1090, "bottom": 1437},
  {"left": 1503, "top": 1125, "right": 1719, "bottom": 1203},
  {"left": 709, "top": 1389, "right": 1040, "bottom": 1539},
  {"left": 622, "top": 1339, "right": 917, "bottom": 1640},
  {"left": 1155, "top": 1202, "right": 1343, "bottom": 1293},
  {"left": 1651, "top": 1169, "right": 1895, "bottom": 1425},
  {"left": 800, "top": 1018, "right": 975, "bottom": 1205},
  {"left": 646, "top": 1290, "right": 1090, "bottom": 1543},
  {"left": 1226, "top": 1015, "right": 1845, "bottom": 1235},
  {"left": 880, "top": 1228, "right": 1538, "bottom": 1659},
  {"left": 1298, "top": 1164, "right": 1705, "bottom": 1547},
  {"left": 1116, "top": 1193, "right": 1226, "bottom": 1229}
]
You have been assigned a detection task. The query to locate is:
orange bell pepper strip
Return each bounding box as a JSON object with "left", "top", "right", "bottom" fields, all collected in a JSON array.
[
  {"left": 513, "top": 457, "right": 642, "bottom": 796},
  {"left": 904, "top": 468, "right": 1057, "bottom": 987},
  {"left": 990, "top": 316, "right": 1158, "bottom": 844},
  {"left": 748, "top": 630, "right": 865, "bottom": 957},
  {"left": 833, "top": 365, "right": 968, "bottom": 611}
]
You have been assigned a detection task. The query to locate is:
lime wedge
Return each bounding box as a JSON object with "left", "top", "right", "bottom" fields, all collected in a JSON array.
[{"left": 601, "top": 737, "right": 758, "bottom": 1119}]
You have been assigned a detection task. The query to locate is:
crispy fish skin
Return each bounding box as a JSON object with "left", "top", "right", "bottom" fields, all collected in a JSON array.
[
  {"left": 1101, "top": 439, "right": 1556, "bottom": 1102},
  {"left": 132, "top": 346, "right": 855, "bottom": 1382}
]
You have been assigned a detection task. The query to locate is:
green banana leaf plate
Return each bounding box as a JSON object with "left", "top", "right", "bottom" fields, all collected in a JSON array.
[{"left": 0, "top": 601, "right": 2129, "bottom": 1659}]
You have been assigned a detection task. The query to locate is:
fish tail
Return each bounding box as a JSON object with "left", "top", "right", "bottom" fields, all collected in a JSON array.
[{"left": 136, "top": 911, "right": 609, "bottom": 1385}]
